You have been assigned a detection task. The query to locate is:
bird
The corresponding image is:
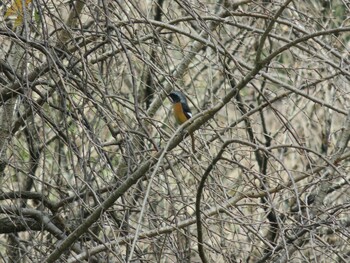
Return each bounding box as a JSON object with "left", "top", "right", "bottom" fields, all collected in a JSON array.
[{"left": 168, "top": 91, "right": 195, "bottom": 152}]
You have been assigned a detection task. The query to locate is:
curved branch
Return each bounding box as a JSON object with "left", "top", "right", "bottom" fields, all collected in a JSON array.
[
  {"left": 67, "top": 148, "right": 350, "bottom": 262},
  {"left": 196, "top": 140, "right": 234, "bottom": 263},
  {"left": 0, "top": 191, "right": 56, "bottom": 213},
  {"left": 255, "top": 0, "right": 294, "bottom": 62}
]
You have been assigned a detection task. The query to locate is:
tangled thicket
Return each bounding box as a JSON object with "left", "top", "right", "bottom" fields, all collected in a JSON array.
[{"left": 0, "top": 0, "right": 349, "bottom": 262}]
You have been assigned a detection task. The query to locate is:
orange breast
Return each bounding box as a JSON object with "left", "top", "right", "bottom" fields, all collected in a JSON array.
[{"left": 173, "top": 103, "right": 189, "bottom": 124}]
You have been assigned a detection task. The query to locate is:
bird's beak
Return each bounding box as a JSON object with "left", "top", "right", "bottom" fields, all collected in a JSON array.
[{"left": 167, "top": 93, "right": 174, "bottom": 103}]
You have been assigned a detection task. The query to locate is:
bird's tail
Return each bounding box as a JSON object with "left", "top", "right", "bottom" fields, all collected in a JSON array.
[{"left": 190, "top": 133, "right": 195, "bottom": 152}]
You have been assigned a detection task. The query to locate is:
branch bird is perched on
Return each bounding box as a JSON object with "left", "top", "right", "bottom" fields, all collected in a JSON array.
[{"left": 168, "top": 91, "right": 195, "bottom": 152}]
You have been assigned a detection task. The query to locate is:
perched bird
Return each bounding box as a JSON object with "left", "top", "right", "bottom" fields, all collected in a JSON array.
[{"left": 168, "top": 91, "right": 195, "bottom": 152}]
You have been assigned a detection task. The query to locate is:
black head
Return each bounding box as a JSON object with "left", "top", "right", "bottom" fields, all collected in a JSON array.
[{"left": 168, "top": 91, "right": 187, "bottom": 104}]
